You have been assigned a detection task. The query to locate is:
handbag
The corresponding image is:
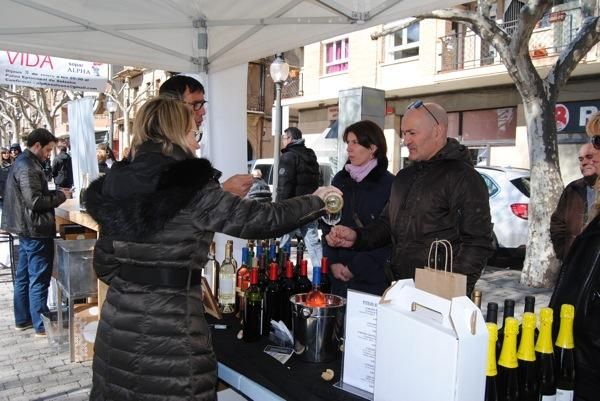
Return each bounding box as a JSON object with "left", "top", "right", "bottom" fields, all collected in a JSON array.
[{"left": 414, "top": 239, "right": 467, "bottom": 300}]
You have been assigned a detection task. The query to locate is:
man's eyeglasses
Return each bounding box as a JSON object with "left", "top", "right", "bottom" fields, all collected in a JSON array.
[
  {"left": 184, "top": 99, "right": 208, "bottom": 111},
  {"left": 407, "top": 100, "right": 440, "bottom": 126},
  {"left": 590, "top": 135, "right": 600, "bottom": 150}
]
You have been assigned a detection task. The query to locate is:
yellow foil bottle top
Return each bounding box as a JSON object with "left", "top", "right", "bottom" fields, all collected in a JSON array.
[
  {"left": 535, "top": 307, "right": 554, "bottom": 354},
  {"left": 498, "top": 317, "right": 519, "bottom": 369},
  {"left": 486, "top": 323, "right": 498, "bottom": 376},
  {"left": 556, "top": 304, "right": 575, "bottom": 349},
  {"left": 517, "top": 312, "right": 537, "bottom": 362}
]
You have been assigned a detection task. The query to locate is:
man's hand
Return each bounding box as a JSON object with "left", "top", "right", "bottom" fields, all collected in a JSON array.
[
  {"left": 325, "top": 225, "right": 357, "bottom": 248},
  {"left": 331, "top": 263, "right": 353, "bottom": 282},
  {"left": 223, "top": 174, "right": 253, "bottom": 197}
]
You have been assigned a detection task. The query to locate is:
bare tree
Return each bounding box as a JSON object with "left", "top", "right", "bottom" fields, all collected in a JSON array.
[{"left": 372, "top": 0, "right": 600, "bottom": 287}]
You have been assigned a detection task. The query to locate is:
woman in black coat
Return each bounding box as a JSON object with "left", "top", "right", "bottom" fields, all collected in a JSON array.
[
  {"left": 322, "top": 120, "right": 394, "bottom": 297},
  {"left": 85, "top": 96, "right": 340, "bottom": 401}
]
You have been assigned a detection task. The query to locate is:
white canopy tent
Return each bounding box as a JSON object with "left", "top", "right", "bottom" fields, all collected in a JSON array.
[{"left": 0, "top": 0, "right": 460, "bottom": 258}]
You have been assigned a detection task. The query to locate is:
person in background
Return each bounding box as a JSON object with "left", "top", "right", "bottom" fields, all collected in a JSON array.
[
  {"left": 326, "top": 101, "right": 493, "bottom": 296},
  {"left": 277, "top": 126, "right": 323, "bottom": 268},
  {"left": 0, "top": 147, "right": 11, "bottom": 209},
  {"left": 9, "top": 143, "right": 22, "bottom": 163},
  {"left": 550, "top": 142, "right": 598, "bottom": 261},
  {"left": 159, "top": 74, "right": 252, "bottom": 197},
  {"left": 549, "top": 112, "right": 600, "bottom": 401},
  {"left": 84, "top": 96, "right": 340, "bottom": 400},
  {"left": 52, "top": 141, "right": 74, "bottom": 189},
  {"left": 1, "top": 129, "right": 69, "bottom": 337},
  {"left": 322, "top": 120, "right": 394, "bottom": 296},
  {"left": 97, "top": 143, "right": 110, "bottom": 174},
  {"left": 120, "top": 146, "right": 131, "bottom": 161},
  {"left": 246, "top": 168, "right": 272, "bottom": 202}
]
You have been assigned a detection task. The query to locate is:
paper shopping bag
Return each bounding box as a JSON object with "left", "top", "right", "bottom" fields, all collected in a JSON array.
[{"left": 414, "top": 239, "right": 466, "bottom": 299}]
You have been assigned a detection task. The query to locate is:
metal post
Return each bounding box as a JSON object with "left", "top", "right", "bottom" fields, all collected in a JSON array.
[
  {"left": 108, "top": 111, "right": 114, "bottom": 147},
  {"left": 272, "top": 81, "right": 282, "bottom": 202}
]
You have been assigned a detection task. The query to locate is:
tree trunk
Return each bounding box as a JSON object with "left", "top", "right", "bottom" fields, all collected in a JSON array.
[{"left": 520, "top": 98, "right": 563, "bottom": 287}]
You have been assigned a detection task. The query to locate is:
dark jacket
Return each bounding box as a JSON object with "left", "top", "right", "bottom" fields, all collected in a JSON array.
[
  {"left": 549, "top": 214, "right": 600, "bottom": 401},
  {"left": 355, "top": 138, "right": 493, "bottom": 295},
  {"left": 550, "top": 177, "right": 594, "bottom": 261},
  {"left": 323, "top": 161, "right": 394, "bottom": 296},
  {"left": 85, "top": 142, "right": 324, "bottom": 401},
  {"left": 277, "top": 139, "right": 319, "bottom": 200},
  {"left": 51, "top": 150, "right": 73, "bottom": 188},
  {"left": 1, "top": 149, "right": 66, "bottom": 238},
  {"left": 0, "top": 159, "right": 11, "bottom": 199}
]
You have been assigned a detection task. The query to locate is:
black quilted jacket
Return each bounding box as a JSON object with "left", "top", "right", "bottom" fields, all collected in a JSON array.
[
  {"left": 276, "top": 140, "right": 319, "bottom": 200},
  {"left": 86, "top": 142, "right": 324, "bottom": 401}
]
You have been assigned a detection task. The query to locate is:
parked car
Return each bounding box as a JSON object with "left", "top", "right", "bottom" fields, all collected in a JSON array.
[
  {"left": 249, "top": 158, "right": 334, "bottom": 191},
  {"left": 475, "top": 166, "right": 530, "bottom": 259}
]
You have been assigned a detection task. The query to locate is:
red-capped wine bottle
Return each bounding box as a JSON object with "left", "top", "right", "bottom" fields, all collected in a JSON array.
[
  {"left": 296, "top": 259, "right": 312, "bottom": 294},
  {"left": 263, "top": 262, "right": 282, "bottom": 334},
  {"left": 279, "top": 260, "right": 297, "bottom": 329},
  {"left": 320, "top": 256, "right": 331, "bottom": 294}
]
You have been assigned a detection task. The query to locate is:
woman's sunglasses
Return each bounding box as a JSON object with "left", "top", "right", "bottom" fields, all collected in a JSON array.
[
  {"left": 195, "top": 131, "right": 203, "bottom": 144},
  {"left": 591, "top": 135, "right": 600, "bottom": 150}
]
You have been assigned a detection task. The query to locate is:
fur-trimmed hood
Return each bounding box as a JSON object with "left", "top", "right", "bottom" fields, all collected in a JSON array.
[{"left": 85, "top": 153, "right": 218, "bottom": 241}]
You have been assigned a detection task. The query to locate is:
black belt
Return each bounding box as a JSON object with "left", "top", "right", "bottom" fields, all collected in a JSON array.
[{"left": 119, "top": 265, "right": 202, "bottom": 288}]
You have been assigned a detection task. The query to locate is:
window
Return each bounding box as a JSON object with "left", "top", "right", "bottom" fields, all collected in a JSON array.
[
  {"left": 387, "top": 22, "right": 420, "bottom": 61},
  {"left": 324, "top": 38, "right": 349, "bottom": 74},
  {"left": 479, "top": 173, "right": 499, "bottom": 197}
]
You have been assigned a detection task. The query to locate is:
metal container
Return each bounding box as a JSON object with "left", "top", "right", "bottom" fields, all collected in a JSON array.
[
  {"left": 55, "top": 239, "right": 97, "bottom": 298},
  {"left": 291, "top": 293, "right": 346, "bottom": 363}
]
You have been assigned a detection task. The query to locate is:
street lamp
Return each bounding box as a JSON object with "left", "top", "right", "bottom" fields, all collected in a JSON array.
[
  {"left": 270, "top": 53, "right": 289, "bottom": 202},
  {"left": 106, "top": 98, "right": 117, "bottom": 148}
]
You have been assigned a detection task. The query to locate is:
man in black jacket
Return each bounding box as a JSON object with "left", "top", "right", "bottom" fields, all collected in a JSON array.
[
  {"left": 51, "top": 141, "right": 73, "bottom": 189},
  {"left": 326, "top": 102, "right": 493, "bottom": 295},
  {"left": 1, "top": 129, "right": 68, "bottom": 336},
  {"left": 277, "top": 127, "right": 322, "bottom": 267}
]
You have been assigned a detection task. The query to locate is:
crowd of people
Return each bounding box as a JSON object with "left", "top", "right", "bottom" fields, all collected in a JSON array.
[{"left": 0, "top": 73, "right": 598, "bottom": 400}]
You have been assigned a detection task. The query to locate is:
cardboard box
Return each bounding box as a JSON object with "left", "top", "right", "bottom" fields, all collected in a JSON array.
[
  {"left": 72, "top": 303, "right": 99, "bottom": 362},
  {"left": 373, "top": 280, "right": 487, "bottom": 401}
]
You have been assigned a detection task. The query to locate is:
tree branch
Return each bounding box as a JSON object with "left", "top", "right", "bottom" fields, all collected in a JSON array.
[
  {"left": 509, "top": 0, "right": 551, "bottom": 57},
  {"left": 370, "top": 17, "right": 422, "bottom": 40},
  {"left": 547, "top": 16, "right": 600, "bottom": 98}
]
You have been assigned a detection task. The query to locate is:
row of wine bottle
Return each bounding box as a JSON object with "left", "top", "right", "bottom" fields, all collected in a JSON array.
[
  {"left": 485, "top": 300, "right": 575, "bottom": 401},
  {"left": 202, "top": 239, "right": 331, "bottom": 318}
]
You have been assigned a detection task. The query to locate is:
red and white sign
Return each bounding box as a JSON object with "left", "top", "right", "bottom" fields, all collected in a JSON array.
[
  {"left": 555, "top": 103, "right": 569, "bottom": 132},
  {"left": 0, "top": 51, "right": 108, "bottom": 92}
]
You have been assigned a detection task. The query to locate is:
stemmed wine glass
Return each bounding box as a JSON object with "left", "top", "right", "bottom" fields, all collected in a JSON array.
[{"left": 321, "top": 192, "right": 343, "bottom": 225}]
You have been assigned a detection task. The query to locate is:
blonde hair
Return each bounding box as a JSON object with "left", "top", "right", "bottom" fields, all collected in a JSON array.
[
  {"left": 131, "top": 96, "right": 195, "bottom": 158},
  {"left": 585, "top": 112, "right": 600, "bottom": 215}
]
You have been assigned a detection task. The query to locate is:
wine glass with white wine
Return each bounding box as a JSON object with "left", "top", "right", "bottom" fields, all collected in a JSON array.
[{"left": 321, "top": 192, "right": 343, "bottom": 226}]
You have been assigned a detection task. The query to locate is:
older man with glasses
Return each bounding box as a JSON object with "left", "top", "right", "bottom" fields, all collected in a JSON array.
[
  {"left": 326, "top": 101, "right": 493, "bottom": 296},
  {"left": 159, "top": 75, "right": 252, "bottom": 197}
]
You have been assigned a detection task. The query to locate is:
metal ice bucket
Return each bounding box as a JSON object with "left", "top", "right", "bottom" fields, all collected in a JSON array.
[{"left": 291, "top": 293, "right": 346, "bottom": 363}]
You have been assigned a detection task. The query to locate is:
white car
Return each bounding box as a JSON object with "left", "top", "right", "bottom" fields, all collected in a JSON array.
[{"left": 475, "top": 166, "right": 530, "bottom": 258}]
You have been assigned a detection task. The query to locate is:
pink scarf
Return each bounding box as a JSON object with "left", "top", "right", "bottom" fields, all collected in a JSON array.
[{"left": 345, "top": 158, "right": 377, "bottom": 183}]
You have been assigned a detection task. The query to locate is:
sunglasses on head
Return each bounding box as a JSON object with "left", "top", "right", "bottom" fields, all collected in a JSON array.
[
  {"left": 407, "top": 100, "right": 440, "bottom": 125},
  {"left": 184, "top": 99, "right": 208, "bottom": 111},
  {"left": 591, "top": 135, "right": 600, "bottom": 150}
]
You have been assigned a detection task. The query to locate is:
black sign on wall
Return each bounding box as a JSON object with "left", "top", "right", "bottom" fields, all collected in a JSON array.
[{"left": 555, "top": 100, "right": 600, "bottom": 133}]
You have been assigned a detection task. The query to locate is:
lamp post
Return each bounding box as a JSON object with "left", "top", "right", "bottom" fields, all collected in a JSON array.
[
  {"left": 270, "top": 53, "right": 289, "bottom": 202},
  {"left": 106, "top": 98, "right": 117, "bottom": 148}
]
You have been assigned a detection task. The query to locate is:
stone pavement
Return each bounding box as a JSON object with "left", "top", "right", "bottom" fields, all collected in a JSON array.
[{"left": 0, "top": 265, "right": 553, "bottom": 401}]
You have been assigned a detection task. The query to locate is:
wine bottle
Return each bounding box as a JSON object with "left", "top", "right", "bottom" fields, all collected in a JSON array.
[
  {"left": 485, "top": 322, "right": 500, "bottom": 401},
  {"left": 306, "top": 266, "right": 326, "bottom": 307},
  {"left": 235, "top": 247, "right": 250, "bottom": 315},
  {"left": 555, "top": 304, "right": 575, "bottom": 401},
  {"left": 296, "top": 259, "right": 312, "bottom": 294},
  {"left": 203, "top": 241, "right": 219, "bottom": 298},
  {"left": 486, "top": 302, "right": 499, "bottom": 324},
  {"left": 320, "top": 256, "right": 331, "bottom": 294},
  {"left": 518, "top": 296, "right": 539, "bottom": 344},
  {"left": 535, "top": 307, "right": 557, "bottom": 401},
  {"left": 295, "top": 239, "right": 305, "bottom": 276},
  {"left": 243, "top": 268, "right": 262, "bottom": 342},
  {"left": 516, "top": 312, "right": 538, "bottom": 401},
  {"left": 498, "top": 299, "right": 516, "bottom": 357},
  {"left": 218, "top": 240, "right": 236, "bottom": 314},
  {"left": 280, "top": 260, "right": 297, "bottom": 329},
  {"left": 472, "top": 290, "right": 482, "bottom": 309},
  {"left": 497, "top": 317, "right": 520, "bottom": 401},
  {"left": 263, "top": 262, "right": 282, "bottom": 334},
  {"left": 258, "top": 241, "right": 268, "bottom": 290}
]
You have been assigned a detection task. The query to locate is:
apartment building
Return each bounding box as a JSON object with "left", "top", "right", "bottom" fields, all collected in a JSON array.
[{"left": 281, "top": 0, "right": 600, "bottom": 183}]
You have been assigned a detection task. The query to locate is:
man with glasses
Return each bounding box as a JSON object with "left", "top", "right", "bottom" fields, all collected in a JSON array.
[
  {"left": 326, "top": 101, "right": 493, "bottom": 296},
  {"left": 159, "top": 75, "right": 252, "bottom": 197},
  {"left": 551, "top": 143, "right": 598, "bottom": 262}
]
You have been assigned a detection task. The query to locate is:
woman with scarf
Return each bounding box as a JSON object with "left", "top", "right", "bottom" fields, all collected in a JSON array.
[{"left": 322, "top": 120, "right": 394, "bottom": 297}]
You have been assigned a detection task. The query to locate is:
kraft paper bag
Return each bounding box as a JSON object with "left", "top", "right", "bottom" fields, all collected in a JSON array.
[{"left": 414, "top": 239, "right": 467, "bottom": 300}]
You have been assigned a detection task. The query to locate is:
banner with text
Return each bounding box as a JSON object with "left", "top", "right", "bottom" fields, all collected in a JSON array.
[{"left": 0, "top": 51, "right": 108, "bottom": 92}]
